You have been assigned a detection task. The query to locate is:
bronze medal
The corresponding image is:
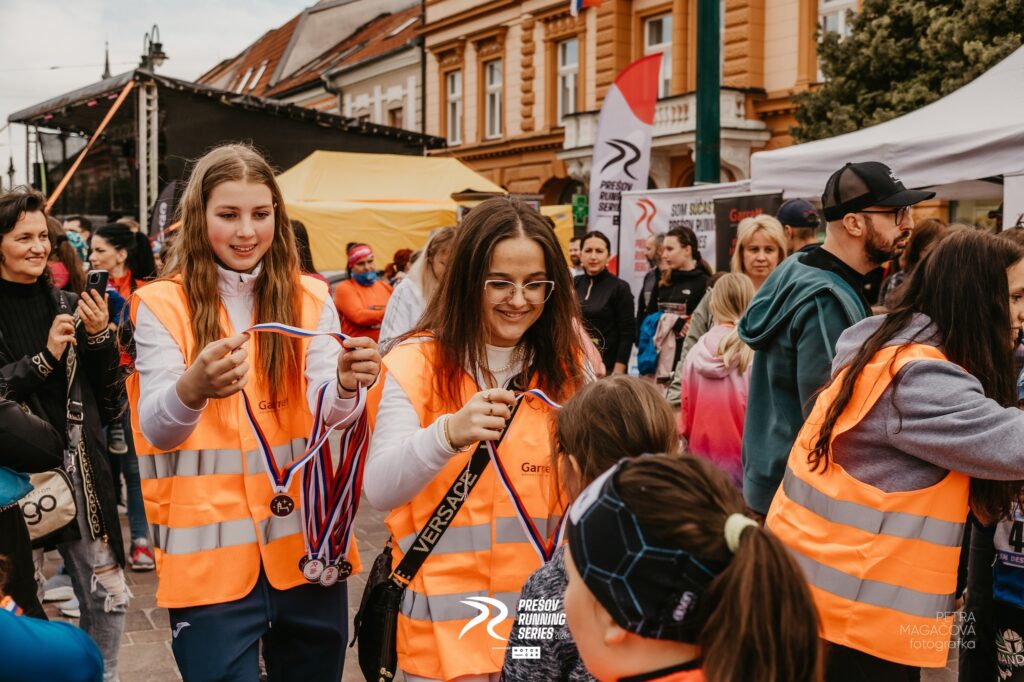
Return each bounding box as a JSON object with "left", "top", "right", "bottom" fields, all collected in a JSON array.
[{"left": 270, "top": 494, "right": 295, "bottom": 517}]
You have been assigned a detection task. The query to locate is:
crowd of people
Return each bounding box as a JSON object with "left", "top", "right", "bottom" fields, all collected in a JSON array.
[{"left": 3, "top": 143, "right": 1024, "bottom": 682}]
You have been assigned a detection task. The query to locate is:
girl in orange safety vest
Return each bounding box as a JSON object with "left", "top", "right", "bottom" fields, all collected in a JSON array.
[
  {"left": 767, "top": 229, "right": 1024, "bottom": 681},
  {"left": 563, "top": 454, "right": 822, "bottom": 682},
  {"left": 127, "top": 143, "right": 381, "bottom": 682},
  {"left": 364, "top": 197, "right": 588, "bottom": 682}
]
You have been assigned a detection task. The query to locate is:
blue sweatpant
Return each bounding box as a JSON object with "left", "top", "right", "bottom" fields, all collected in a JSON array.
[{"left": 168, "top": 568, "right": 348, "bottom": 682}]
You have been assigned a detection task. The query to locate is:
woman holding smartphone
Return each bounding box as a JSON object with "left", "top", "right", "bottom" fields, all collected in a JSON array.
[{"left": 0, "top": 188, "right": 129, "bottom": 681}]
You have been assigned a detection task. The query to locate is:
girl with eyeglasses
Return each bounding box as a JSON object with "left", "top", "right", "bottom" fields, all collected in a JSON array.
[{"left": 365, "top": 198, "right": 589, "bottom": 682}]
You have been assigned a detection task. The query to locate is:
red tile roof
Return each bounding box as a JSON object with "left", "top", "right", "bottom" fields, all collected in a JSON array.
[
  {"left": 265, "top": 6, "right": 421, "bottom": 98},
  {"left": 196, "top": 13, "right": 303, "bottom": 97}
]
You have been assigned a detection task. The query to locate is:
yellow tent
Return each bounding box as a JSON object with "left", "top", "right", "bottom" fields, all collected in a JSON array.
[{"left": 277, "top": 151, "right": 572, "bottom": 271}]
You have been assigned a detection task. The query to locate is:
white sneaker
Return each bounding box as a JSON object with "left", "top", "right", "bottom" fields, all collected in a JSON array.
[
  {"left": 59, "top": 596, "right": 81, "bottom": 618},
  {"left": 43, "top": 574, "right": 74, "bottom": 602}
]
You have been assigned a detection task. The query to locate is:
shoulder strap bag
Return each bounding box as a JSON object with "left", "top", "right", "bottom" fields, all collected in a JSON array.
[
  {"left": 352, "top": 399, "right": 523, "bottom": 682},
  {"left": 18, "top": 292, "right": 89, "bottom": 543}
]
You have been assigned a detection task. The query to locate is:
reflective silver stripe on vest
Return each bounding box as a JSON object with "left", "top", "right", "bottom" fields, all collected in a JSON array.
[
  {"left": 791, "top": 549, "right": 955, "bottom": 619},
  {"left": 396, "top": 516, "right": 561, "bottom": 556},
  {"left": 782, "top": 467, "right": 964, "bottom": 547},
  {"left": 139, "top": 449, "right": 244, "bottom": 480},
  {"left": 400, "top": 588, "right": 521, "bottom": 622},
  {"left": 139, "top": 438, "right": 307, "bottom": 481},
  {"left": 153, "top": 515, "right": 302, "bottom": 555},
  {"left": 153, "top": 518, "right": 257, "bottom": 555},
  {"left": 259, "top": 513, "right": 302, "bottom": 545}
]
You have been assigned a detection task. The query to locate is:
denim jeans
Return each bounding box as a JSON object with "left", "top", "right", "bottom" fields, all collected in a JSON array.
[
  {"left": 119, "top": 410, "right": 149, "bottom": 542},
  {"left": 60, "top": 466, "right": 129, "bottom": 682}
]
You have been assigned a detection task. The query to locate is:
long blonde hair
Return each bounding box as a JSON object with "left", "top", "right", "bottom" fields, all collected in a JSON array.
[
  {"left": 164, "top": 144, "right": 302, "bottom": 408},
  {"left": 730, "top": 214, "right": 787, "bottom": 275},
  {"left": 709, "top": 273, "right": 755, "bottom": 373},
  {"left": 406, "top": 226, "right": 456, "bottom": 302}
]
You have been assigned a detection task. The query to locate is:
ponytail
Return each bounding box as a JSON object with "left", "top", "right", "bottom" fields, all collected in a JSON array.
[
  {"left": 710, "top": 273, "right": 755, "bottom": 373},
  {"left": 615, "top": 455, "right": 821, "bottom": 682},
  {"left": 700, "top": 526, "right": 822, "bottom": 682}
]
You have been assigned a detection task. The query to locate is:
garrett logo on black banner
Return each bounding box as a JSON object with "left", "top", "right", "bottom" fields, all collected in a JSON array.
[
  {"left": 713, "top": 193, "right": 784, "bottom": 271},
  {"left": 601, "top": 139, "right": 642, "bottom": 180}
]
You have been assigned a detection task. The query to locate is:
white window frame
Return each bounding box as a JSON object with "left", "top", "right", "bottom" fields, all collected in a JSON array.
[
  {"left": 819, "top": 0, "right": 857, "bottom": 39},
  {"left": 235, "top": 68, "right": 253, "bottom": 94},
  {"left": 484, "top": 59, "right": 503, "bottom": 139},
  {"left": 818, "top": 0, "right": 857, "bottom": 80},
  {"left": 446, "top": 70, "right": 463, "bottom": 145},
  {"left": 248, "top": 61, "right": 268, "bottom": 92},
  {"left": 557, "top": 38, "right": 579, "bottom": 125},
  {"left": 644, "top": 14, "right": 673, "bottom": 99}
]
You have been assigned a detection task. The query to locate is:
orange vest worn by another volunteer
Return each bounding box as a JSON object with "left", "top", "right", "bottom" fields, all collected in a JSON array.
[
  {"left": 126, "top": 276, "right": 360, "bottom": 609},
  {"left": 367, "top": 340, "right": 568, "bottom": 681},
  {"left": 768, "top": 343, "right": 969, "bottom": 668}
]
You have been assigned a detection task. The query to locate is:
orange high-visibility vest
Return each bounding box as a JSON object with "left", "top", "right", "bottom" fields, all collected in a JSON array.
[
  {"left": 367, "top": 340, "right": 568, "bottom": 681},
  {"left": 767, "top": 343, "right": 969, "bottom": 668},
  {"left": 126, "top": 276, "right": 360, "bottom": 609}
]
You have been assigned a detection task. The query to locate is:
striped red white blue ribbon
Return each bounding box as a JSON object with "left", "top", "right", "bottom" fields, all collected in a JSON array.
[
  {"left": 241, "top": 322, "right": 370, "bottom": 567},
  {"left": 486, "top": 388, "right": 566, "bottom": 564}
]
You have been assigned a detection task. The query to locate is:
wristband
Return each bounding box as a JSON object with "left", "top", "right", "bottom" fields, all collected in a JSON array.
[
  {"left": 339, "top": 382, "right": 359, "bottom": 395},
  {"left": 442, "top": 414, "right": 461, "bottom": 452}
]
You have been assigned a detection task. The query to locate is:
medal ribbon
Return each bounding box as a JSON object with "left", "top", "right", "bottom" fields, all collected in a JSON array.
[
  {"left": 241, "top": 323, "right": 365, "bottom": 495},
  {"left": 241, "top": 322, "right": 370, "bottom": 567},
  {"left": 486, "top": 388, "right": 566, "bottom": 564}
]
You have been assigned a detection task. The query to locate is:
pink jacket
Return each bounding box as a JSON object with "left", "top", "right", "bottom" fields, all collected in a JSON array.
[{"left": 678, "top": 324, "right": 750, "bottom": 487}]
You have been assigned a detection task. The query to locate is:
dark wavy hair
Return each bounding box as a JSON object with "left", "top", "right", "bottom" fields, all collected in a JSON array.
[
  {"left": 660, "top": 226, "right": 714, "bottom": 286},
  {"left": 808, "top": 230, "right": 1024, "bottom": 520},
  {"left": 412, "top": 197, "right": 585, "bottom": 406}
]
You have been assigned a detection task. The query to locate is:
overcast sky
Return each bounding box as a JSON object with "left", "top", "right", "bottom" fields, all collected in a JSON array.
[{"left": 0, "top": 0, "right": 312, "bottom": 185}]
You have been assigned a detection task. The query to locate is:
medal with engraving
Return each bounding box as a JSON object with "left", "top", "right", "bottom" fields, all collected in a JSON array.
[
  {"left": 302, "top": 558, "right": 326, "bottom": 582},
  {"left": 319, "top": 563, "right": 340, "bottom": 587},
  {"left": 240, "top": 323, "right": 369, "bottom": 578},
  {"left": 270, "top": 494, "right": 295, "bottom": 517},
  {"left": 335, "top": 560, "right": 353, "bottom": 580}
]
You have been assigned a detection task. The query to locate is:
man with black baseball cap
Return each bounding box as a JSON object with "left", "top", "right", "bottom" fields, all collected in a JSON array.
[
  {"left": 776, "top": 198, "right": 822, "bottom": 254},
  {"left": 737, "top": 161, "right": 934, "bottom": 514}
]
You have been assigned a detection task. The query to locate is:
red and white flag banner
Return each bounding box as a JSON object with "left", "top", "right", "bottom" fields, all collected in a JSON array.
[{"left": 586, "top": 53, "right": 662, "bottom": 274}]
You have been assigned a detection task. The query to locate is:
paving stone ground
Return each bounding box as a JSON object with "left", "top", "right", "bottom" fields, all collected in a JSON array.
[{"left": 42, "top": 495, "right": 393, "bottom": 682}]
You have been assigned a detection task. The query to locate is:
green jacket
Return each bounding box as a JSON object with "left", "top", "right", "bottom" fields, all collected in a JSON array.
[{"left": 737, "top": 252, "right": 867, "bottom": 513}]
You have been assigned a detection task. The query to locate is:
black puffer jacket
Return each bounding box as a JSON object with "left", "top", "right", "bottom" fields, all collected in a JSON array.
[
  {"left": 0, "top": 281, "right": 125, "bottom": 567},
  {"left": 0, "top": 399, "right": 65, "bottom": 618}
]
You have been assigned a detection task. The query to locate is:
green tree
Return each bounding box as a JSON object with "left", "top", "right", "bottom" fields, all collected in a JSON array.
[{"left": 792, "top": 0, "right": 1024, "bottom": 142}]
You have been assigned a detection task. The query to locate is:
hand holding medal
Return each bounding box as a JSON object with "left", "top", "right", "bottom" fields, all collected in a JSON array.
[{"left": 241, "top": 323, "right": 378, "bottom": 586}]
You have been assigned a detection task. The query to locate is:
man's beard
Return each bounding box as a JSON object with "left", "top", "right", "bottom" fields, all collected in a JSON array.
[
  {"left": 571, "top": 255, "right": 581, "bottom": 267},
  {"left": 864, "top": 216, "right": 907, "bottom": 266}
]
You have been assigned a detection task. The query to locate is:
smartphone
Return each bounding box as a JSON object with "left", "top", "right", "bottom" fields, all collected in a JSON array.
[{"left": 85, "top": 269, "right": 109, "bottom": 296}]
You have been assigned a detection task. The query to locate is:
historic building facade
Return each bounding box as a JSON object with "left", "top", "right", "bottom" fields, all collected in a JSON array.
[{"left": 423, "top": 0, "right": 851, "bottom": 198}]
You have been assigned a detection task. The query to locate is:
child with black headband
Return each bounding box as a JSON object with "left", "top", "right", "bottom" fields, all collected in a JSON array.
[
  {"left": 502, "top": 376, "right": 678, "bottom": 682},
  {"left": 563, "top": 455, "right": 822, "bottom": 682}
]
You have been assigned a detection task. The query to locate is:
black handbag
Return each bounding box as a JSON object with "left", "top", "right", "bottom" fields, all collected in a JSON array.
[{"left": 352, "top": 400, "right": 522, "bottom": 682}]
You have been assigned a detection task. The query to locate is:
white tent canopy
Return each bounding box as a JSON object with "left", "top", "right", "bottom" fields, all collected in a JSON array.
[{"left": 750, "top": 46, "right": 1024, "bottom": 218}]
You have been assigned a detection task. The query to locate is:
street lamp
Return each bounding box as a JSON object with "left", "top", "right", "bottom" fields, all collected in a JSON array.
[{"left": 139, "top": 25, "right": 168, "bottom": 70}]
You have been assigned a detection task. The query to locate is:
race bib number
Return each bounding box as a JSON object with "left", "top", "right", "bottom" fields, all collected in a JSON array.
[{"left": 995, "top": 506, "right": 1024, "bottom": 569}]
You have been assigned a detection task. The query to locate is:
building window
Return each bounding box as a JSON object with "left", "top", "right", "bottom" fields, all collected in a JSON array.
[
  {"left": 388, "top": 106, "right": 404, "bottom": 129},
  {"left": 248, "top": 61, "right": 268, "bottom": 91},
  {"left": 820, "top": 0, "right": 856, "bottom": 39},
  {"left": 644, "top": 14, "right": 672, "bottom": 98},
  {"left": 235, "top": 67, "right": 253, "bottom": 94},
  {"left": 557, "top": 38, "right": 579, "bottom": 125},
  {"left": 446, "top": 70, "right": 463, "bottom": 145},
  {"left": 484, "top": 59, "right": 503, "bottom": 139}
]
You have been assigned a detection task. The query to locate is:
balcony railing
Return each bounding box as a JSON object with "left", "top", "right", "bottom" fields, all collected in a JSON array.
[{"left": 562, "top": 88, "right": 766, "bottom": 152}]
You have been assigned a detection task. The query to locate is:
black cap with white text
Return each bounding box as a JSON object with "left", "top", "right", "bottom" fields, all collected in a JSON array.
[{"left": 821, "top": 161, "right": 934, "bottom": 222}]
